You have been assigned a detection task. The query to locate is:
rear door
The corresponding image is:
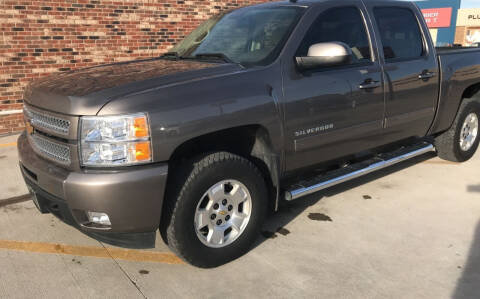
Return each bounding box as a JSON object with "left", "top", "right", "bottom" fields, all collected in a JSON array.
[
  {"left": 282, "top": 3, "right": 386, "bottom": 171},
  {"left": 364, "top": 2, "right": 439, "bottom": 142}
]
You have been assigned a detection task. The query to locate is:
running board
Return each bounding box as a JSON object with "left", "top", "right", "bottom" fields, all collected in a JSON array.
[{"left": 285, "top": 142, "right": 435, "bottom": 201}]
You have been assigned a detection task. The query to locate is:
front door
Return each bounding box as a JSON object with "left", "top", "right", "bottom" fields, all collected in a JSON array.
[{"left": 282, "top": 4, "right": 386, "bottom": 171}]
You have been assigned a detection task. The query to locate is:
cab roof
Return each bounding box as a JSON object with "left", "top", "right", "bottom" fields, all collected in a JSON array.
[{"left": 251, "top": 0, "right": 414, "bottom": 9}]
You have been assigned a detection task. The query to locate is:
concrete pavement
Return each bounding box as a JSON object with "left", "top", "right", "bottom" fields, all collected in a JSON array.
[{"left": 0, "top": 133, "right": 479, "bottom": 298}]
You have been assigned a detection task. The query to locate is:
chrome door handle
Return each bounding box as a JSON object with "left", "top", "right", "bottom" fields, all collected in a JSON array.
[
  {"left": 418, "top": 72, "right": 435, "bottom": 80},
  {"left": 359, "top": 80, "right": 381, "bottom": 89}
]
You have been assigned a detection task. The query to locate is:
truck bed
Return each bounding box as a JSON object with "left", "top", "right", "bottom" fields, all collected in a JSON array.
[{"left": 436, "top": 47, "right": 480, "bottom": 55}]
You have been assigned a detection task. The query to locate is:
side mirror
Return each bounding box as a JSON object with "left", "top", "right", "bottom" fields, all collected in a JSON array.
[{"left": 295, "top": 42, "right": 353, "bottom": 71}]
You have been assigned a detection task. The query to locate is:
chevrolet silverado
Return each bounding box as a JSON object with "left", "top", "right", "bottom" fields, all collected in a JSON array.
[{"left": 18, "top": 0, "right": 480, "bottom": 267}]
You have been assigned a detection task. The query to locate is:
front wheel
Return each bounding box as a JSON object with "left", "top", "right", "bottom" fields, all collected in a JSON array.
[
  {"left": 160, "top": 152, "right": 268, "bottom": 268},
  {"left": 435, "top": 98, "right": 480, "bottom": 162}
]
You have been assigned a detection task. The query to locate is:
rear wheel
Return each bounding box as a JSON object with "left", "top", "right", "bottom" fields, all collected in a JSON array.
[
  {"left": 435, "top": 98, "right": 480, "bottom": 162},
  {"left": 160, "top": 152, "right": 268, "bottom": 268}
]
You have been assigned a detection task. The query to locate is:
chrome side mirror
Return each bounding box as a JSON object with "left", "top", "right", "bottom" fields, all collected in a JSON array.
[{"left": 296, "top": 42, "right": 353, "bottom": 70}]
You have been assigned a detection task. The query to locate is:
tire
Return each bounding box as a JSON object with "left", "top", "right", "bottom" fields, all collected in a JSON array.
[
  {"left": 435, "top": 97, "right": 480, "bottom": 162},
  {"left": 160, "top": 152, "right": 268, "bottom": 268}
]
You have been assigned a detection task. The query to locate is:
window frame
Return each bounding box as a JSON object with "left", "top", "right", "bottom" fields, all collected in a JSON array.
[
  {"left": 372, "top": 6, "right": 430, "bottom": 64},
  {"left": 294, "top": 5, "right": 376, "bottom": 72}
]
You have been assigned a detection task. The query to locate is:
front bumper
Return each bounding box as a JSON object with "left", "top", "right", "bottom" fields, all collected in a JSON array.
[{"left": 17, "top": 132, "right": 169, "bottom": 248}]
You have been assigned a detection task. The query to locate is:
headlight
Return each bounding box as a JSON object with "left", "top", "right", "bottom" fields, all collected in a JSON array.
[{"left": 79, "top": 113, "right": 152, "bottom": 167}]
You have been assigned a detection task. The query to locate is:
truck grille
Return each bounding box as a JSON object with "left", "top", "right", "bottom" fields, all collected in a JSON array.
[
  {"left": 25, "top": 106, "right": 71, "bottom": 136},
  {"left": 30, "top": 134, "right": 71, "bottom": 165}
]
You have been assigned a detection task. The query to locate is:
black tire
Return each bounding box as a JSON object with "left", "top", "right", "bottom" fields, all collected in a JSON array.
[
  {"left": 434, "top": 97, "right": 480, "bottom": 162},
  {"left": 160, "top": 152, "right": 268, "bottom": 268}
]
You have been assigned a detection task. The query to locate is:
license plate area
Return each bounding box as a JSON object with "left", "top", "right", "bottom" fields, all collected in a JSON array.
[
  {"left": 27, "top": 186, "right": 41, "bottom": 211},
  {"left": 26, "top": 185, "right": 49, "bottom": 214}
]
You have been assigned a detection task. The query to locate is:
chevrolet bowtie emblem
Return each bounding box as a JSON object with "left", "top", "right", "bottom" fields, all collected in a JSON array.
[{"left": 219, "top": 211, "right": 227, "bottom": 216}]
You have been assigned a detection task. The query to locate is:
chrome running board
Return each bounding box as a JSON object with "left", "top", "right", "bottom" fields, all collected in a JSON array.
[{"left": 285, "top": 142, "right": 435, "bottom": 201}]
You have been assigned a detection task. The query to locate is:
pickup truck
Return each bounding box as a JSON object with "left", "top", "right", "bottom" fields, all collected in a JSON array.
[{"left": 18, "top": 0, "right": 480, "bottom": 268}]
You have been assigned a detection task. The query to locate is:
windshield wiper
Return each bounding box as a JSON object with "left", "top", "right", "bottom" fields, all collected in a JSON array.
[
  {"left": 160, "top": 51, "right": 181, "bottom": 59},
  {"left": 162, "top": 52, "right": 241, "bottom": 66},
  {"left": 193, "top": 53, "right": 235, "bottom": 64}
]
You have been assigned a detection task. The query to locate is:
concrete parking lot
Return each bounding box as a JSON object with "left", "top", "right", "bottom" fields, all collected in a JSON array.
[{"left": 0, "top": 133, "right": 479, "bottom": 299}]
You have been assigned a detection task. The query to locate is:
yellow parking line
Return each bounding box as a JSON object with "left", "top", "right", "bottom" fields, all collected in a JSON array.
[
  {"left": 0, "top": 240, "right": 184, "bottom": 265},
  {"left": 0, "top": 142, "right": 17, "bottom": 148}
]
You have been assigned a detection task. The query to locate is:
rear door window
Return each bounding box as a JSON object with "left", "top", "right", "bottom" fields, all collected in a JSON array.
[{"left": 373, "top": 7, "right": 425, "bottom": 61}]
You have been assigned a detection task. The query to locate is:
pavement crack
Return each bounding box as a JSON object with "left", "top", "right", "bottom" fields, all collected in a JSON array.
[
  {"left": 60, "top": 255, "right": 86, "bottom": 296},
  {"left": 0, "top": 194, "right": 31, "bottom": 208},
  {"left": 99, "top": 242, "right": 148, "bottom": 299}
]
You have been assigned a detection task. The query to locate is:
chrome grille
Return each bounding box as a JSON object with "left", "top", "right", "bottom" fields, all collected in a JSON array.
[
  {"left": 25, "top": 106, "right": 71, "bottom": 135},
  {"left": 30, "top": 134, "right": 71, "bottom": 165}
]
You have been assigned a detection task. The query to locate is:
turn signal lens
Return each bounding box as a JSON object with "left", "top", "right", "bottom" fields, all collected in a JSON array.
[
  {"left": 134, "top": 142, "right": 151, "bottom": 161},
  {"left": 134, "top": 117, "right": 149, "bottom": 138}
]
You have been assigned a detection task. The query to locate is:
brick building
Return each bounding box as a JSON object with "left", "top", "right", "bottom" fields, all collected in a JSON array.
[{"left": 0, "top": 0, "right": 269, "bottom": 135}]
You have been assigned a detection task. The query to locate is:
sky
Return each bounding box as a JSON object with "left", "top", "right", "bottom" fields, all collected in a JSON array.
[{"left": 461, "top": 0, "right": 480, "bottom": 8}]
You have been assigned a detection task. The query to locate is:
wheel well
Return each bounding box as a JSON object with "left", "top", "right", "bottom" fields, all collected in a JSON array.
[
  {"left": 462, "top": 83, "right": 480, "bottom": 99},
  {"left": 168, "top": 125, "right": 280, "bottom": 211},
  {"left": 435, "top": 83, "right": 480, "bottom": 135}
]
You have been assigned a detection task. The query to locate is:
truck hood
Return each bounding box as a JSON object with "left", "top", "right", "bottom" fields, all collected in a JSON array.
[{"left": 25, "top": 58, "right": 241, "bottom": 115}]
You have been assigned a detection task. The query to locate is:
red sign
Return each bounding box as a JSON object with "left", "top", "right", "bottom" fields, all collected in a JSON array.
[{"left": 421, "top": 8, "right": 453, "bottom": 28}]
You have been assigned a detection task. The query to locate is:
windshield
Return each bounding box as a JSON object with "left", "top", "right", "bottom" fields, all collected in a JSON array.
[{"left": 169, "top": 6, "right": 305, "bottom": 66}]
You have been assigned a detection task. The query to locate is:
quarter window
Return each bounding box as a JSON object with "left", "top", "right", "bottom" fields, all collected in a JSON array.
[
  {"left": 373, "top": 7, "right": 424, "bottom": 61},
  {"left": 297, "top": 7, "right": 372, "bottom": 64}
]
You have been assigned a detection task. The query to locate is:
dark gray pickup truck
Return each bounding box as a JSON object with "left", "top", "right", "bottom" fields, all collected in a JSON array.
[{"left": 18, "top": 0, "right": 480, "bottom": 267}]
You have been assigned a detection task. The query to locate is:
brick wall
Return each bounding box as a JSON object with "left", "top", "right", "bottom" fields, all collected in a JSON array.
[{"left": 0, "top": 0, "right": 269, "bottom": 135}]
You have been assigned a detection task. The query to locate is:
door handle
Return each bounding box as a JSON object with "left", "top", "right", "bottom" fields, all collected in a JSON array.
[
  {"left": 359, "top": 80, "right": 381, "bottom": 89},
  {"left": 418, "top": 72, "right": 435, "bottom": 80}
]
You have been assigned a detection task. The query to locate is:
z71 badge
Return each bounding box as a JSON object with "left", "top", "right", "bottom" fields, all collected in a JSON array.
[{"left": 295, "top": 124, "right": 334, "bottom": 137}]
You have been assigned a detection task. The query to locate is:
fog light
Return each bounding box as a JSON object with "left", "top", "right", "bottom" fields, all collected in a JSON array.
[{"left": 87, "top": 212, "right": 111, "bottom": 226}]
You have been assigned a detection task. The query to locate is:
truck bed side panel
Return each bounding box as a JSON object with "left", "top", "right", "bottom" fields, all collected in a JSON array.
[{"left": 430, "top": 49, "right": 480, "bottom": 134}]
